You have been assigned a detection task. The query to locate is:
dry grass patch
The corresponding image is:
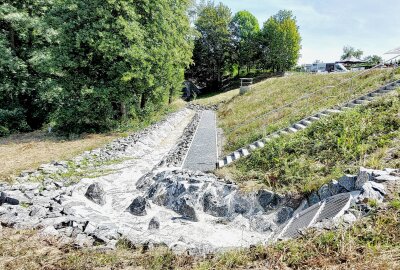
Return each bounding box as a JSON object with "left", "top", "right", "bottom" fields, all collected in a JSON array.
[
  {"left": 1, "top": 204, "right": 398, "bottom": 270},
  {"left": 0, "top": 131, "right": 123, "bottom": 182}
]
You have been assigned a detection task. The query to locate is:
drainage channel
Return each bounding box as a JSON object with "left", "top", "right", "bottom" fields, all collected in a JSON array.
[{"left": 182, "top": 110, "right": 218, "bottom": 171}]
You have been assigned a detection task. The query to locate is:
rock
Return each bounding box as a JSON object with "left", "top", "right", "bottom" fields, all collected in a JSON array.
[
  {"left": 232, "top": 193, "right": 251, "bottom": 215},
  {"left": 369, "top": 181, "right": 387, "bottom": 195},
  {"left": 148, "top": 217, "right": 160, "bottom": 230},
  {"left": 360, "top": 182, "right": 385, "bottom": 202},
  {"left": 172, "top": 197, "right": 197, "bottom": 221},
  {"left": 257, "top": 190, "right": 281, "bottom": 211},
  {"left": 85, "top": 183, "right": 106, "bottom": 206},
  {"left": 374, "top": 174, "right": 400, "bottom": 182},
  {"left": 0, "top": 192, "right": 6, "bottom": 205},
  {"left": 355, "top": 169, "right": 373, "bottom": 189},
  {"left": 328, "top": 180, "right": 342, "bottom": 196},
  {"left": 250, "top": 215, "right": 275, "bottom": 233},
  {"left": 29, "top": 206, "right": 48, "bottom": 218},
  {"left": 203, "top": 193, "right": 228, "bottom": 217},
  {"left": 275, "top": 207, "right": 293, "bottom": 224},
  {"left": 75, "top": 233, "right": 94, "bottom": 247},
  {"left": 307, "top": 192, "right": 320, "bottom": 206},
  {"left": 338, "top": 175, "right": 357, "bottom": 191},
  {"left": 126, "top": 196, "right": 148, "bottom": 216},
  {"left": 318, "top": 184, "right": 332, "bottom": 200},
  {"left": 341, "top": 213, "right": 357, "bottom": 224},
  {"left": 41, "top": 226, "right": 60, "bottom": 237}
]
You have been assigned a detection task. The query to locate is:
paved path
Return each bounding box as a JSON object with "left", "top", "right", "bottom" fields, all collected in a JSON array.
[{"left": 183, "top": 110, "right": 218, "bottom": 171}]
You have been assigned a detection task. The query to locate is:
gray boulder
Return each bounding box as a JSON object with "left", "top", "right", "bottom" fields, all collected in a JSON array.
[
  {"left": 148, "top": 217, "right": 160, "bottom": 230},
  {"left": 172, "top": 196, "right": 197, "bottom": 221},
  {"left": 275, "top": 207, "right": 294, "bottom": 224},
  {"left": 232, "top": 193, "right": 251, "bottom": 215},
  {"left": 257, "top": 190, "right": 281, "bottom": 211},
  {"left": 126, "top": 196, "right": 148, "bottom": 216},
  {"left": 203, "top": 193, "right": 228, "bottom": 217},
  {"left": 85, "top": 183, "right": 106, "bottom": 206},
  {"left": 338, "top": 175, "right": 357, "bottom": 191},
  {"left": 307, "top": 192, "right": 320, "bottom": 206},
  {"left": 355, "top": 169, "right": 373, "bottom": 189},
  {"left": 318, "top": 184, "right": 332, "bottom": 200}
]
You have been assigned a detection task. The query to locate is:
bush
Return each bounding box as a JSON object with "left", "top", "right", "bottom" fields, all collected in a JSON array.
[{"left": 0, "top": 108, "right": 30, "bottom": 136}]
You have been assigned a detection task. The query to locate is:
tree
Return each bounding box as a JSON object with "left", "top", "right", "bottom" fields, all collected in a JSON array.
[
  {"left": 46, "top": 0, "right": 193, "bottom": 134},
  {"left": 189, "top": 2, "right": 232, "bottom": 90},
  {"left": 230, "top": 10, "right": 260, "bottom": 76},
  {"left": 341, "top": 46, "right": 363, "bottom": 60},
  {"left": 260, "top": 10, "right": 301, "bottom": 72},
  {"left": 133, "top": 0, "right": 194, "bottom": 108},
  {"left": 0, "top": 1, "right": 58, "bottom": 135},
  {"left": 364, "top": 55, "right": 383, "bottom": 65}
]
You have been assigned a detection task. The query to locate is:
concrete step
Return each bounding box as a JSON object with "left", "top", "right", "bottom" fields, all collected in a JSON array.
[
  {"left": 249, "top": 144, "right": 257, "bottom": 151},
  {"left": 378, "top": 89, "right": 392, "bottom": 94},
  {"left": 360, "top": 95, "right": 374, "bottom": 101},
  {"left": 240, "top": 148, "right": 250, "bottom": 157},
  {"left": 279, "top": 130, "right": 289, "bottom": 135},
  {"left": 233, "top": 151, "right": 241, "bottom": 160},
  {"left": 369, "top": 92, "right": 383, "bottom": 97},
  {"left": 354, "top": 99, "right": 368, "bottom": 104},
  {"left": 316, "top": 113, "right": 329, "bottom": 118},
  {"left": 255, "top": 140, "right": 265, "bottom": 148},
  {"left": 345, "top": 102, "right": 359, "bottom": 107},
  {"left": 308, "top": 116, "right": 320, "bottom": 122},
  {"left": 287, "top": 127, "right": 298, "bottom": 133},
  {"left": 324, "top": 109, "right": 342, "bottom": 114},
  {"left": 294, "top": 123, "right": 307, "bottom": 130},
  {"left": 262, "top": 137, "right": 272, "bottom": 143},
  {"left": 300, "top": 120, "right": 312, "bottom": 126},
  {"left": 225, "top": 155, "right": 233, "bottom": 165}
]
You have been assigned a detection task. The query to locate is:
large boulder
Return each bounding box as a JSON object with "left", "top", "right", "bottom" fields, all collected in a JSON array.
[
  {"left": 85, "top": 183, "right": 106, "bottom": 206},
  {"left": 172, "top": 196, "right": 197, "bottom": 221},
  {"left": 203, "top": 193, "right": 228, "bottom": 217},
  {"left": 257, "top": 190, "right": 282, "bottom": 211},
  {"left": 126, "top": 196, "right": 148, "bottom": 216},
  {"left": 148, "top": 217, "right": 160, "bottom": 230}
]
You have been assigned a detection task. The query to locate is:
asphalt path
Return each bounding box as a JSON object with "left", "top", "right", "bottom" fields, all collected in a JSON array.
[{"left": 183, "top": 110, "right": 218, "bottom": 171}]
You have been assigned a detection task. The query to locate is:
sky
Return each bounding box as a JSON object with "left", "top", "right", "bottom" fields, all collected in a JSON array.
[{"left": 218, "top": 0, "right": 400, "bottom": 64}]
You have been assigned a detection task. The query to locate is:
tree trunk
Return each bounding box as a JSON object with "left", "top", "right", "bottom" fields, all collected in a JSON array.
[
  {"left": 140, "top": 93, "right": 147, "bottom": 109},
  {"left": 168, "top": 87, "right": 173, "bottom": 104},
  {"left": 120, "top": 102, "right": 127, "bottom": 119}
]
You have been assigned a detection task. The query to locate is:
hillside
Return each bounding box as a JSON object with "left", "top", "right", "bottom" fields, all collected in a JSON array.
[{"left": 195, "top": 69, "right": 400, "bottom": 152}]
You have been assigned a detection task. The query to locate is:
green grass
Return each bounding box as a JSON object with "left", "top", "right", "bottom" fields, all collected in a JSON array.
[
  {"left": 229, "top": 91, "right": 400, "bottom": 193},
  {"left": 214, "top": 69, "right": 400, "bottom": 152}
]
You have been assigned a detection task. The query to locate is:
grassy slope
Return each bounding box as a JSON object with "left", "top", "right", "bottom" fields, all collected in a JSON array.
[
  {"left": 0, "top": 99, "right": 185, "bottom": 182},
  {"left": 231, "top": 91, "right": 400, "bottom": 193},
  {"left": 211, "top": 69, "right": 400, "bottom": 152},
  {"left": 1, "top": 202, "right": 399, "bottom": 270}
]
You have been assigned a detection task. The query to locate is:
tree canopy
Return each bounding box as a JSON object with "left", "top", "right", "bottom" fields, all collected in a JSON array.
[
  {"left": 341, "top": 46, "right": 364, "bottom": 60},
  {"left": 0, "top": 0, "right": 193, "bottom": 135}
]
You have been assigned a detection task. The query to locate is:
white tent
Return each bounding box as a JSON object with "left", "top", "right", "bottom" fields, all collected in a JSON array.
[{"left": 385, "top": 47, "right": 400, "bottom": 55}]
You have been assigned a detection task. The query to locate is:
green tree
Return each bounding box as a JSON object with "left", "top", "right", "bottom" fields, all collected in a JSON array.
[
  {"left": 133, "top": 0, "right": 194, "bottom": 109},
  {"left": 189, "top": 2, "right": 232, "bottom": 90},
  {"left": 364, "top": 55, "right": 383, "bottom": 65},
  {"left": 341, "top": 46, "right": 363, "bottom": 60},
  {"left": 260, "top": 10, "right": 301, "bottom": 72},
  {"left": 230, "top": 10, "right": 260, "bottom": 76},
  {"left": 0, "top": 1, "right": 58, "bottom": 135},
  {"left": 47, "top": 0, "right": 193, "bottom": 134}
]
